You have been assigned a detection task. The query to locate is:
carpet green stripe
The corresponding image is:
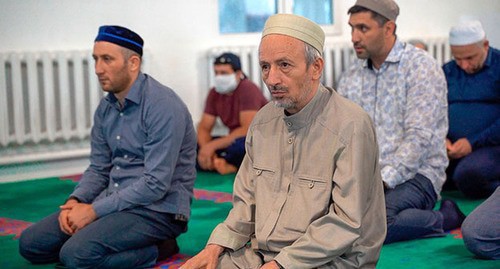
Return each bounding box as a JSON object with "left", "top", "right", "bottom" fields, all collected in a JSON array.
[{"left": 0, "top": 178, "right": 77, "bottom": 222}]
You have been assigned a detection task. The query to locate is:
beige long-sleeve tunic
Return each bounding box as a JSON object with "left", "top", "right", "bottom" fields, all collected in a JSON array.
[{"left": 208, "top": 85, "right": 386, "bottom": 268}]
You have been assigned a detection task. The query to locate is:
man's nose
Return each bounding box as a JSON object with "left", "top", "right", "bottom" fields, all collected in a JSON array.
[
  {"left": 94, "top": 60, "right": 103, "bottom": 74},
  {"left": 265, "top": 65, "right": 282, "bottom": 86},
  {"left": 458, "top": 61, "right": 470, "bottom": 72},
  {"left": 351, "top": 29, "right": 360, "bottom": 44}
]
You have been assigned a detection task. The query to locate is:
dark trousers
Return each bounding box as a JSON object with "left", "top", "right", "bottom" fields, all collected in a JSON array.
[
  {"left": 197, "top": 136, "right": 246, "bottom": 170},
  {"left": 384, "top": 174, "right": 444, "bottom": 244},
  {"left": 19, "top": 208, "right": 186, "bottom": 269},
  {"left": 446, "top": 146, "right": 500, "bottom": 199}
]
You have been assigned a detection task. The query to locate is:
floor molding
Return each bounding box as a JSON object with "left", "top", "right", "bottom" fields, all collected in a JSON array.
[{"left": 0, "top": 157, "right": 89, "bottom": 183}]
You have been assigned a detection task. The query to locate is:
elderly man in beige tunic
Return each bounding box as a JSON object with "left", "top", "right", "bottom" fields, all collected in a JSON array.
[{"left": 182, "top": 14, "right": 386, "bottom": 269}]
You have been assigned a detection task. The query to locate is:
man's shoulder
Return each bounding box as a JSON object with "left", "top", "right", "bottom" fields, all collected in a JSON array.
[
  {"left": 491, "top": 46, "right": 500, "bottom": 55},
  {"left": 324, "top": 90, "right": 372, "bottom": 126},
  {"left": 397, "top": 47, "right": 446, "bottom": 84},
  {"left": 142, "top": 75, "right": 180, "bottom": 100},
  {"left": 239, "top": 78, "right": 260, "bottom": 89},
  {"left": 402, "top": 46, "right": 438, "bottom": 67},
  {"left": 143, "top": 74, "right": 173, "bottom": 94},
  {"left": 488, "top": 46, "right": 500, "bottom": 66},
  {"left": 310, "top": 90, "right": 376, "bottom": 147},
  {"left": 237, "top": 79, "right": 265, "bottom": 96},
  {"left": 141, "top": 74, "right": 188, "bottom": 112},
  {"left": 250, "top": 102, "right": 281, "bottom": 126}
]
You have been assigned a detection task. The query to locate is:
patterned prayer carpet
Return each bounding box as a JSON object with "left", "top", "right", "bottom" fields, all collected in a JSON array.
[{"left": 0, "top": 172, "right": 498, "bottom": 269}]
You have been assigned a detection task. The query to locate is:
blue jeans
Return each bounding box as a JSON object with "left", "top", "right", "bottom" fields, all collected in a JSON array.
[
  {"left": 384, "top": 174, "right": 444, "bottom": 244},
  {"left": 19, "top": 208, "right": 186, "bottom": 269},
  {"left": 447, "top": 146, "right": 500, "bottom": 199},
  {"left": 462, "top": 187, "right": 500, "bottom": 260}
]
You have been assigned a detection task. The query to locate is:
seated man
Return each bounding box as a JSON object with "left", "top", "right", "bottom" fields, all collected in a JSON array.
[
  {"left": 182, "top": 14, "right": 386, "bottom": 269},
  {"left": 197, "top": 52, "right": 267, "bottom": 175},
  {"left": 337, "top": 0, "right": 465, "bottom": 244},
  {"left": 443, "top": 19, "right": 500, "bottom": 199},
  {"left": 19, "top": 25, "right": 197, "bottom": 269}
]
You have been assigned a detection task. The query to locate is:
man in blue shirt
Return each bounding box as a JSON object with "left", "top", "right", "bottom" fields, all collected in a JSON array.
[
  {"left": 443, "top": 20, "right": 500, "bottom": 199},
  {"left": 19, "top": 25, "right": 197, "bottom": 269}
]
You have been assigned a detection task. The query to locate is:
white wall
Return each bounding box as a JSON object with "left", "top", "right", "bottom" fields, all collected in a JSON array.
[{"left": 1, "top": 0, "right": 499, "bottom": 124}]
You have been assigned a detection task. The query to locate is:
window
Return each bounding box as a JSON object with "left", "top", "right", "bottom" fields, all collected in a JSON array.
[
  {"left": 219, "top": 0, "right": 276, "bottom": 34},
  {"left": 292, "top": 0, "right": 333, "bottom": 25},
  {"left": 218, "top": 0, "right": 340, "bottom": 35}
]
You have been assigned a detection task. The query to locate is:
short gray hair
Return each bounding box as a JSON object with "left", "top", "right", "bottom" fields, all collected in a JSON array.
[
  {"left": 304, "top": 42, "right": 322, "bottom": 67},
  {"left": 120, "top": 46, "right": 141, "bottom": 61}
]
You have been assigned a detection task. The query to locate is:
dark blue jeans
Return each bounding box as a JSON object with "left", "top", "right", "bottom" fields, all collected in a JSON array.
[
  {"left": 196, "top": 136, "right": 246, "bottom": 170},
  {"left": 19, "top": 208, "right": 186, "bottom": 269},
  {"left": 447, "top": 146, "right": 500, "bottom": 199},
  {"left": 216, "top": 136, "right": 246, "bottom": 167},
  {"left": 384, "top": 174, "right": 444, "bottom": 244}
]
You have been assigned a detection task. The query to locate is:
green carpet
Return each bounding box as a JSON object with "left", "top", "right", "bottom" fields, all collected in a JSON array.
[{"left": 1, "top": 172, "right": 498, "bottom": 268}]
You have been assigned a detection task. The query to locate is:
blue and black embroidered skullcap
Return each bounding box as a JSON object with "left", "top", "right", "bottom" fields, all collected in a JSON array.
[
  {"left": 214, "top": 52, "right": 241, "bottom": 71},
  {"left": 95, "top": 25, "right": 144, "bottom": 56}
]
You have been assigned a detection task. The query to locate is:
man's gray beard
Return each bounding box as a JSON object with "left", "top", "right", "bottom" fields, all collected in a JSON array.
[
  {"left": 272, "top": 99, "right": 294, "bottom": 110},
  {"left": 268, "top": 85, "right": 294, "bottom": 110}
]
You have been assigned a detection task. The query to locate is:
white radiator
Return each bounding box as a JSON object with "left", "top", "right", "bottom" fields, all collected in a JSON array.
[
  {"left": 208, "top": 37, "right": 451, "bottom": 92},
  {"left": 0, "top": 51, "right": 102, "bottom": 165},
  {"left": 424, "top": 37, "right": 453, "bottom": 66}
]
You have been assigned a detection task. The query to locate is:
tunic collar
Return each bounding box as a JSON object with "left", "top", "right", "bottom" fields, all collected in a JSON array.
[{"left": 282, "top": 84, "right": 332, "bottom": 131}]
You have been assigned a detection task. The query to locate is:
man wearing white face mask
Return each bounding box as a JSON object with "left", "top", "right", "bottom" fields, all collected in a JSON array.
[{"left": 197, "top": 52, "right": 268, "bottom": 175}]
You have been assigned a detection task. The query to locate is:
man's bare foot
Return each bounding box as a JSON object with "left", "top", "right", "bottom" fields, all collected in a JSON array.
[{"left": 213, "top": 158, "right": 238, "bottom": 175}]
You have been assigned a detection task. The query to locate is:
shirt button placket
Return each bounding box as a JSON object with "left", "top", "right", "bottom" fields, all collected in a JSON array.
[{"left": 286, "top": 122, "right": 293, "bottom": 144}]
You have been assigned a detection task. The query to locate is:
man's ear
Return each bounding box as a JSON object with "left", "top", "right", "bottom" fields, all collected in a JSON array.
[
  {"left": 129, "top": 55, "right": 141, "bottom": 72},
  {"left": 483, "top": 39, "right": 489, "bottom": 50},
  {"left": 385, "top": 21, "right": 396, "bottom": 37},
  {"left": 236, "top": 70, "right": 244, "bottom": 80},
  {"left": 311, "top": 57, "right": 324, "bottom": 80}
]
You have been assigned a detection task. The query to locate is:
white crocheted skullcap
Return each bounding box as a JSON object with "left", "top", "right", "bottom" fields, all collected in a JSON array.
[{"left": 449, "top": 20, "right": 486, "bottom": 46}]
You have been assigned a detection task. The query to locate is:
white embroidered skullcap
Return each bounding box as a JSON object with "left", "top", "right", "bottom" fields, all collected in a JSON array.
[{"left": 449, "top": 20, "right": 486, "bottom": 46}]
